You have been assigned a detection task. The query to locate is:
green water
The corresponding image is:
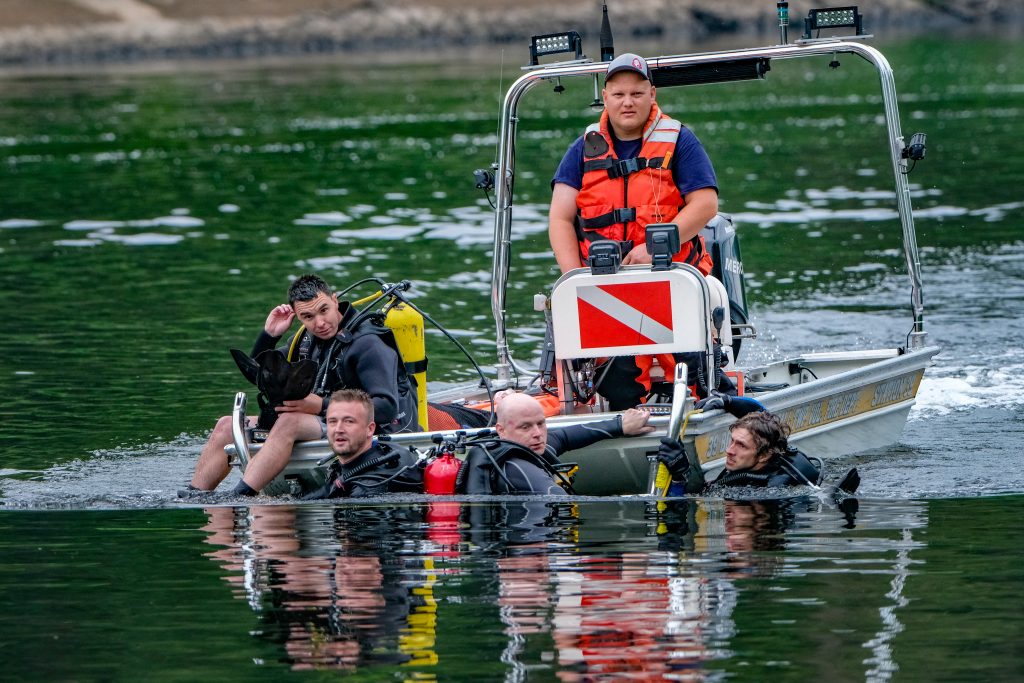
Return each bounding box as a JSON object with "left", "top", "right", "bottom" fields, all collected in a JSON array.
[
  {"left": 1, "top": 497, "right": 1022, "bottom": 681},
  {"left": 1, "top": 38, "right": 1021, "bottom": 464},
  {"left": 1, "top": 35, "right": 1023, "bottom": 680}
]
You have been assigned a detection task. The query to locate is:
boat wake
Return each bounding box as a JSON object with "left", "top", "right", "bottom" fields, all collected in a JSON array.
[{"left": 0, "top": 434, "right": 210, "bottom": 510}]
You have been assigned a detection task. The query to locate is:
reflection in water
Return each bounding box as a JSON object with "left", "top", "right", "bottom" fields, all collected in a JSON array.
[
  {"left": 199, "top": 498, "right": 893, "bottom": 679},
  {"left": 203, "top": 505, "right": 432, "bottom": 671},
  {"left": 864, "top": 528, "right": 915, "bottom": 683}
]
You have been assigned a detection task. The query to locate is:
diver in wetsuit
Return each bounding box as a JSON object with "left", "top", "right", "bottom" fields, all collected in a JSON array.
[
  {"left": 188, "top": 274, "right": 417, "bottom": 497},
  {"left": 656, "top": 399, "right": 823, "bottom": 493},
  {"left": 457, "top": 392, "right": 655, "bottom": 494},
  {"left": 304, "top": 389, "right": 422, "bottom": 499}
]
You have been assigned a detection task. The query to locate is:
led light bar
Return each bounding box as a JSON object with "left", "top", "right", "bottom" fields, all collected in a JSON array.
[
  {"left": 529, "top": 32, "right": 584, "bottom": 66},
  {"left": 802, "top": 6, "right": 865, "bottom": 38},
  {"left": 651, "top": 58, "right": 771, "bottom": 88}
]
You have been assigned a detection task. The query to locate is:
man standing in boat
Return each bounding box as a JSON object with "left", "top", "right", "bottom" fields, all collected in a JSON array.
[
  {"left": 547, "top": 52, "right": 720, "bottom": 409},
  {"left": 458, "top": 391, "right": 655, "bottom": 494},
  {"left": 187, "top": 274, "right": 418, "bottom": 496}
]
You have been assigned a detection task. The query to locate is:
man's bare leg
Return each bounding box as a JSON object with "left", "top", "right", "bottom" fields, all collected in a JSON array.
[
  {"left": 190, "top": 415, "right": 240, "bottom": 491},
  {"left": 237, "top": 412, "right": 323, "bottom": 492}
]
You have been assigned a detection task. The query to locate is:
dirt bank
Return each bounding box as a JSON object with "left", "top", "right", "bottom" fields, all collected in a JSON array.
[{"left": 0, "top": 0, "right": 1019, "bottom": 70}]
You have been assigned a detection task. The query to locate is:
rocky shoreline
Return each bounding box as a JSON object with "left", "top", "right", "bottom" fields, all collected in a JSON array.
[{"left": 0, "top": 0, "right": 1019, "bottom": 71}]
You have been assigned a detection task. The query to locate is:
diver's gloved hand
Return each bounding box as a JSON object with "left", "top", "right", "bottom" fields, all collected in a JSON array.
[
  {"left": 656, "top": 437, "right": 688, "bottom": 478},
  {"left": 727, "top": 396, "right": 767, "bottom": 417},
  {"left": 695, "top": 393, "right": 766, "bottom": 419},
  {"left": 656, "top": 437, "right": 705, "bottom": 493},
  {"left": 695, "top": 394, "right": 728, "bottom": 412}
]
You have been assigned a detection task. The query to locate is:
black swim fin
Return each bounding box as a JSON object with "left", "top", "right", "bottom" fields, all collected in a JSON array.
[
  {"left": 836, "top": 467, "right": 861, "bottom": 495},
  {"left": 230, "top": 348, "right": 260, "bottom": 386},
  {"left": 282, "top": 359, "right": 318, "bottom": 400}
]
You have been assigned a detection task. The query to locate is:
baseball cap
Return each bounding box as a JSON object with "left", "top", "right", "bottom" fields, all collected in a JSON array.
[{"left": 605, "top": 53, "right": 650, "bottom": 83}]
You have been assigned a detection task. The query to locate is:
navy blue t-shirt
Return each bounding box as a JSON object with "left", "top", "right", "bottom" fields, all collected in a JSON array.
[{"left": 552, "top": 124, "right": 718, "bottom": 196}]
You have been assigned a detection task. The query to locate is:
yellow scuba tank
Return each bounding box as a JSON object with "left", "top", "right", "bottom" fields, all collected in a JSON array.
[{"left": 385, "top": 303, "right": 429, "bottom": 430}]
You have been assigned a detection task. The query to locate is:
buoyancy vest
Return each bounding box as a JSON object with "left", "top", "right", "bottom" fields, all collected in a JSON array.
[
  {"left": 710, "top": 447, "right": 822, "bottom": 489},
  {"left": 576, "top": 104, "right": 713, "bottom": 275},
  {"left": 303, "top": 441, "right": 423, "bottom": 499},
  {"left": 293, "top": 302, "right": 419, "bottom": 433},
  {"left": 455, "top": 439, "right": 569, "bottom": 495}
]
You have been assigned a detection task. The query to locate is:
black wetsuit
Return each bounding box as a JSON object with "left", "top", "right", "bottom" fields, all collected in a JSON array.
[
  {"left": 304, "top": 442, "right": 423, "bottom": 499},
  {"left": 703, "top": 448, "right": 821, "bottom": 491},
  {"left": 459, "top": 417, "right": 625, "bottom": 495},
  {"left": 253, "top": 303, "right": 418, "bottom": 434}
]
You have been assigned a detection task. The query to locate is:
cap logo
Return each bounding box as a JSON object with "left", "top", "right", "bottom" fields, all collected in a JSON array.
[{"left": 632, "top": 57, "right": 644, "bottom": 70}]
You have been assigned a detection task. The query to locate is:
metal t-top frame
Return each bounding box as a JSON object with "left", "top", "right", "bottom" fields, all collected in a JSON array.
[{"left": 488, "top": 40, "right": 927, "bottom": 386}]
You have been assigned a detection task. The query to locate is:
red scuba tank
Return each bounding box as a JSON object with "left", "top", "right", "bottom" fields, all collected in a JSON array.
[{"left": 424, "top": 453, "right": 462, "bottom": 494}]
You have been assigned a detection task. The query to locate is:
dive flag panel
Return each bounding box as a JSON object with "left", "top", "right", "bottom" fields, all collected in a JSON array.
[{"left": 549, "top": 266, "right": 711, "bottom": 359}]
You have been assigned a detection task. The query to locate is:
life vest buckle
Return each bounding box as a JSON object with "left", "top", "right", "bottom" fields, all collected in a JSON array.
[
  {"left": 612, "top": 207, "right": 636, "bottom": 224},
  {"left": 609, "top": 157, "right": 641, "bottom": 179}
]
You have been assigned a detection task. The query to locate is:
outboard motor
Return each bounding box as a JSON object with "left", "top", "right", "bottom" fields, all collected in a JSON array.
[{"left": 700, "top": 213, "right": 749, "bottom": 358}]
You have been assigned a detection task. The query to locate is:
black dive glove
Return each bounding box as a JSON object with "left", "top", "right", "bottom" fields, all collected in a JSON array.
[
  {"left": 695, "top": 394, "right": 766, "bottom": 418},
  {"left": 694, "top": 395, "right": 728, "bottom": 412},
  {"left": 656, "top": 437, "right": 705, "bottom": 494}
]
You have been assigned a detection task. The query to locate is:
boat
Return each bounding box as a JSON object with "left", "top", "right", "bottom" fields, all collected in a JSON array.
[{"left": 225, "top": 4, "right": 939, "bottom": 496}]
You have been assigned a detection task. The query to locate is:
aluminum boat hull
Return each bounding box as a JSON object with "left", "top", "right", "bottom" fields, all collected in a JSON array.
[{"left": 228, "top": 346, "right": 937, "bottom": 496}]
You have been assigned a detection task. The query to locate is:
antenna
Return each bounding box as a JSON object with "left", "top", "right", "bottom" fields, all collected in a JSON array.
[
  {"left": 593, "top": 2, "right": 615, "bottom": 107},
  {"left": 492, "top": 49, "right": 505, "bottom": 168},
  {"left": 600, "top": 1, "right": 614, "bottom": 61}
]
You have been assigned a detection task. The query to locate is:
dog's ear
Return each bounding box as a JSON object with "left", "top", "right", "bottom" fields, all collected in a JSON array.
[{"left": 230, "top": 349, "right": 260, "bottom": 386}]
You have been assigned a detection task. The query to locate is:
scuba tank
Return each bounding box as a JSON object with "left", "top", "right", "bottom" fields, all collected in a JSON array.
[
  {"left": 385, "top": 302, "right": 429, "bottom": 430},
  {"left": 424, "top": 453, "right": 462, "bottom": 494}
]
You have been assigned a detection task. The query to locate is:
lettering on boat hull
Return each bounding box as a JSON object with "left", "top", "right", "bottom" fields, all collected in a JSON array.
[{"left": 695, "top": 369, "right": 924, "bottom": 462}]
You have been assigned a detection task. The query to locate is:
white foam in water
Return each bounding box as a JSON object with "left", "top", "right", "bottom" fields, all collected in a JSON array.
[
  {"left": 64, "top": 219, "right": 126, "bottom": 230},
  {"left": 0, "top": 434, "right": 213, "bottom": 509},
  {"left": 422, "top": 221, "right": 492, "bottom": 245},
  {"left": 294, "top": 211, "right": 352, "bottom": 225},
  {"left": 429, "top": 270, "right": 492, "bottom": 293},
  {"left": 150, "top": 216, "right": 205, "bottom": 228},
  {"left": 970, "top": 201, "right": 1024, "bottom": 222},
  {"left": 0, "top": 218, "right": 43, "bottom": 229},
  {"left": 842, "top": 262, "right": 889, "bottom": 273},
  {"left": 327, "top": 226, "right": 423, "bottom": 241},
  {"left": 732, "top": 206, "right": 900, "bottom": 227},
  {"left": 911, "top": 377, "right": 985, "bottom": 418},
  {"left": 100, "top": 232, "right": 186, "bottom": 246},
  {"left": 297, "top": 255, "right": 361, "bottom": 270},
  {"left": 348, "top": 204, "right": 377, "bottom": 217},
  {"left": 913, "top": 205, "right": 970, "bottom": 219}
]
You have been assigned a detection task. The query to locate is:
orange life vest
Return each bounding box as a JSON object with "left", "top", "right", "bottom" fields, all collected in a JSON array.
[{"left": 576, "top": 104, "right": 713, "bottom": 275}]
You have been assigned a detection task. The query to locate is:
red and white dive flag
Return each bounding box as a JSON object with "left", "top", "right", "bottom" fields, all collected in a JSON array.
[
  {"left": 576, "top": 281, "right": 673, "bottom": 348},
  {"left": 549, "top": 269, "right": 709, "bottom": 359}
]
